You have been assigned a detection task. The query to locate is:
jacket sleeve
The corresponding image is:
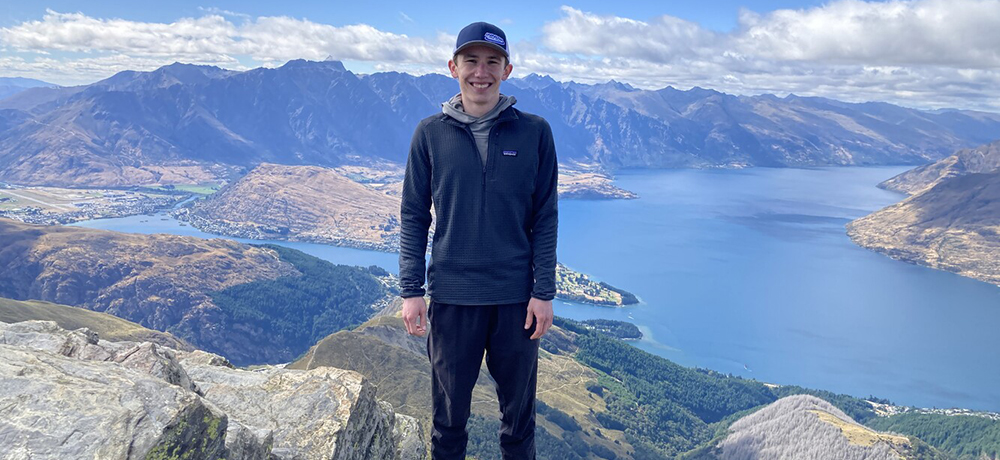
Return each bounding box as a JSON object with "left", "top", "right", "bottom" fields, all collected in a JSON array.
[
  {"left": 530, "top": 120, "right": 559, "bottom": 301},
  {"left": 398, "top": 123, "right": 433, "bottom": 298}
]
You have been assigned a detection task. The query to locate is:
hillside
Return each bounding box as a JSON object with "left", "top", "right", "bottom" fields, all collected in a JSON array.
[
  {"left": 289, "top": 306, "right": 637, "bottom": 459},
  {"left": 0, "top": 296, "right": 193, "bottom": 351},
  {"left": 847, "top": 169, "right": 1000, "bottom": 286},
  {"left": 0, "top": 218, "right": 392, "bottom": 365},
  {"left": 3, "top": 61, "right": 1000, "bottom": 186},
  {"left": 879, "top": 140, "right": 1000, "bottom": 194},
  {"left": 289, "top": 308, "right": 971, "bottom": 460}
]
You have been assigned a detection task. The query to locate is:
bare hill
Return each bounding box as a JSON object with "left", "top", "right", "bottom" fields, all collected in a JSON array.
[{"left": 180, "top": 163, "right": 401, "bottom": 251}]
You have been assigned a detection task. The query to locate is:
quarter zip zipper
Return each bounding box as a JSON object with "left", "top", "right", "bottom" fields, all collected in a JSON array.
[{"left": 460, "top": 124, "right": 490, "bottom": 213}]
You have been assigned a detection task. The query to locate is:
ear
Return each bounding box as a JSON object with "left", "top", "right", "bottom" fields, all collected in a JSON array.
[
  {"left": 501, "top": 63, "right": 513, "bottom": 81},
  {"left": 448, "top": 59, "right": 459, "bottom": 79}
]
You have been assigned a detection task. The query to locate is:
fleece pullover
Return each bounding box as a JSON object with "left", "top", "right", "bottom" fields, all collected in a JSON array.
[{"left": 398, "top": 104, "right": 558, "bottom": 305}]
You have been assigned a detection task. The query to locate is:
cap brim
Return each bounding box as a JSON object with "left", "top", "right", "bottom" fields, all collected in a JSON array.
[{"left": 454, "top": 41, "right": 509, "bottom": 58}]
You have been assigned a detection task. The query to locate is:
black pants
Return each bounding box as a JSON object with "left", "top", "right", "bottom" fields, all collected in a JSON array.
[{"left": 427, "top": 300, "right": 539, "bottom": 460}]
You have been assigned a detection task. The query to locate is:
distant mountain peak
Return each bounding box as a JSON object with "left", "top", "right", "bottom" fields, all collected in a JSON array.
[
  {"left": 513, "top": 73, "right": 558, "bottom": 90},
  {"left": 605, "top": 79, "right": 637, "bottom": 92},
  {"left": 281, "top": 59, "right": 348, "bottom": 73}
]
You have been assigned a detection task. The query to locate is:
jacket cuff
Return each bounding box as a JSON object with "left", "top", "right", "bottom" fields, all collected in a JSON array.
[
  {"left": 530, "top": 291, "right": 555, "bottom": 301},
  {"left": 400, "top": 288, "right": 426, "bottom": 299}
]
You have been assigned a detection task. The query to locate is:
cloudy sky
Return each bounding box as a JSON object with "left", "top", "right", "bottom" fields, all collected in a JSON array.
[{"left": 2, "top": 0, "right": 999, "bottom": 111}]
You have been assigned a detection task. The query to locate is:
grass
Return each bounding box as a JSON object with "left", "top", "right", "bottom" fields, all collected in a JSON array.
[{"left": 810, "top": 409, "right": 910, "bottom": 447}]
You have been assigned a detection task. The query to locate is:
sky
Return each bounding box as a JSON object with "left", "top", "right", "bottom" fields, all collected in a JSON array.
[{"left": 2, "top": 0, "right": 1000, "bottom": 111}]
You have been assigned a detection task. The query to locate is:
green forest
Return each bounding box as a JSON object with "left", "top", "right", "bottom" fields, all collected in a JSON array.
[
  {"left": 867, "top": 413, "right": 1000, "bottom": 460},
  {"left": 209, "top": 244, "right": 387, "bottom": 361}
]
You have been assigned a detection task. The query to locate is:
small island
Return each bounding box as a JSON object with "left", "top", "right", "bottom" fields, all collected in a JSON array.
[
  {"left": 579, "top": 319, "right": 642, "bottom": 340},
  {"left": 556, "top": 263, "right": 639, "bottom": 307}
]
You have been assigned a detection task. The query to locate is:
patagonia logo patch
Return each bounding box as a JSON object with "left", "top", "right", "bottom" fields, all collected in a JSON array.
[
  {"left": 484, "top": 32, "right": 505, "bottom": 47},
  {"left": 502, "top": 150, "right": 518, "bottom": 157}
]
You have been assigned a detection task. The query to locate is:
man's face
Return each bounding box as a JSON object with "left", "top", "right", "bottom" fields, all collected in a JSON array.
[{"left": 448, "top": 45, "right": 513, "bottom": 107}]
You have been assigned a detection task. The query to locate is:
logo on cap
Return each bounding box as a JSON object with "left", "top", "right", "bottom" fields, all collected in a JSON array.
[{"left": 484, "top": 32, "right": 505, "bottom": 47}]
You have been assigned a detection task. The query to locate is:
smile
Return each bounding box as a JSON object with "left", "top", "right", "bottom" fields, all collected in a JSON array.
[{"left": 471, "top": 82, "right": 491, "bottom": 89}]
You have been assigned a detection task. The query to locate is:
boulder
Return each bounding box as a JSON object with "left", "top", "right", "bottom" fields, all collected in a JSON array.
[{"left": 0, "top": 321, "right": 426, "bottom": 459}]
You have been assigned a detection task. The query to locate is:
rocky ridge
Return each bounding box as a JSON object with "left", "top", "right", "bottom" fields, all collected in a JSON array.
[
  {"left": 0, "top": 320, "right": 425, "bottom": 459},
  {"left": 878, "top": 139, "right": 1000, "bottom": 194}
]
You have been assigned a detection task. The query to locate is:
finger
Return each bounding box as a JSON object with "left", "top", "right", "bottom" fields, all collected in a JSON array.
[
  {"left": 403, "top": 315, "right": 413, "bottom": 335},
  {"left": 532, "top": 316, "right": 552, "bottom": 340},
  {"left": 524, "top": 308, "right": 534, "bottom": 330}
]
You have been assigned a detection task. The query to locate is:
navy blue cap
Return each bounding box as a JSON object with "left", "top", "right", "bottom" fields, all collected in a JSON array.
[{"left": 454, "top": 22, "right": 509, "bottom": 59}]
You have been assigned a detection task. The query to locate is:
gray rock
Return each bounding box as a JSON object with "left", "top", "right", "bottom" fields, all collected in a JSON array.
[
  {"left": 0, "top": 320, "right": 197, "bottom": 391},
  {"left": 0, "top": 344, "right": 229, "bottom": 459},
  {"left": 0, "top": 321, "right": 425, "bottom": 459},
  {"left": 179, "top": 349, "right": 400, "bottom": 459},
  {"left": 393, "top": 413, "right": 427, "bottom": 460}
]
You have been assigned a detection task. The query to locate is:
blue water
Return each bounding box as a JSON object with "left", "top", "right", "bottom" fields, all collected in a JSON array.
[{"left": 72, "top": 166, "right": 1000, "bottom": 412}]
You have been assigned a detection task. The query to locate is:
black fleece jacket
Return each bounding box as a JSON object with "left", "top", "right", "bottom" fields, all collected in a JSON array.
[{"left": 398, "top": 106, "right": 558, "bottom": 305}]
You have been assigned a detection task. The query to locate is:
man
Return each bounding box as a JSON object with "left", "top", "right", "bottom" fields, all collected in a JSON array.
[{"left": 398, "top": 21, "right": 558, "bottom": 460}]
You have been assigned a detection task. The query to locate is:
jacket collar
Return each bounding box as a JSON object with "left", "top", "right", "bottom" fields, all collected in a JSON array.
[{"left": 439, "top": 105, "right": 519, "bottom": 128}]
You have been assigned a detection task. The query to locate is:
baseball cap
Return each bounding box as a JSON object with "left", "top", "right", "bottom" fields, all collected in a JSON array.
[{"left": 454, "top": 22, "right": 509, "bottom": 59}]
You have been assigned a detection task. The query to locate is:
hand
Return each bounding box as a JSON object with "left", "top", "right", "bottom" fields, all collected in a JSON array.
[
  {"left": 524, "top": 297, "right": 553, "bottom": 340},
  {"left": 402, "top": 297, "right": 428, "bottom": 336}
]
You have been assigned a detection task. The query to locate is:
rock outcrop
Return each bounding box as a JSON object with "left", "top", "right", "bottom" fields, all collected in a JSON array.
[{"left": 0, "top": 320, "right": 425, "bottom": 459}]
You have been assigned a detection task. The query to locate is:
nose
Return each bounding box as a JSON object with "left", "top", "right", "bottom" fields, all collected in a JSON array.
[{"left": 474, "top": 62, "right": 489, "bottom": 76}]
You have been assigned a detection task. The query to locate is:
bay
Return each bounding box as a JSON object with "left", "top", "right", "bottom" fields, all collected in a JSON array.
[{"left": 72, "top": 166, "right": 1000, "bottom": 412}]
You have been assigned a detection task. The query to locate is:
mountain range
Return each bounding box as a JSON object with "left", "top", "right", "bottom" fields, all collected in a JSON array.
[{"left": 3, "top": 61, "right": 1000, "bottom": 187}]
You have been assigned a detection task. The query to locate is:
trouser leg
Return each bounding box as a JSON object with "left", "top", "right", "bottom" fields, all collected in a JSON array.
[
  {"left": 485, "top": 301, "right": 539, "bottom": 460},
  {"left": 427, "top": 300, "right": 489, "bottom": 460}
]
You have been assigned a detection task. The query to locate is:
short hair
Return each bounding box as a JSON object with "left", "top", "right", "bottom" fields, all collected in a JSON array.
[{"left": 453, "top": 52, "right": 509, "bottom": 68}]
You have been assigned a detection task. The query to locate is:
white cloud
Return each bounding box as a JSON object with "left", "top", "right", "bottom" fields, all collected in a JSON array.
[
  {"left": 735, "top": 0, "right": 1000, "bottom": 67},
  {"left": 0, "top": 10, "right": 452, "bottom": 66},
  {"left": 529, "top": 0, "right": 1000, "bottom": 111},
  {"left": 542, "top": 6, "right": 718, "bottom": 62},
  {"left": 2, "top": 2, "right": 1000, "bottom": 111}
]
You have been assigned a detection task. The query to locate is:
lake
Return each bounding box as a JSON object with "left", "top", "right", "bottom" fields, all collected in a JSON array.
[{"left": 73, "top": 166, "right": 1000, "bottom": 412}]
